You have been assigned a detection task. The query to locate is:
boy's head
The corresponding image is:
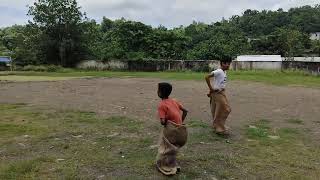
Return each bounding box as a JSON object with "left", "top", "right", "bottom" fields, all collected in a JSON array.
[
  {"left": 158, "top": 82, "right": 172, "bottom": 99},
  {"left": 220, "top": 56, "right": 232, "bottom": 70}
]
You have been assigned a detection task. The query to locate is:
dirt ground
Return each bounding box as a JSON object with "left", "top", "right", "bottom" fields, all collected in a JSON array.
[{"left": 1, "top": 77, "right": 320, "bottom": 141}]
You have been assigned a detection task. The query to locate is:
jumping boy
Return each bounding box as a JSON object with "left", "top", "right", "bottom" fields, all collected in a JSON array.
[
  {"left": 205, "top": 59, "right": 232, "bottom": 135},
  {"left": 156, "top": 82, "right": 188, "bottom": 176}
]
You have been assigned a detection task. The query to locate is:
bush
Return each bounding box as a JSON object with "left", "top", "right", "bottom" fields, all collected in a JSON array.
[
  {"left": 47, "top": 65, "right": 63, "bottom": 72},
  {"left": 22, "top": 65, "right": 47, "bottom": 72},
  {"left": 22, "top": 65, "right": 64, "bottom": 72}
]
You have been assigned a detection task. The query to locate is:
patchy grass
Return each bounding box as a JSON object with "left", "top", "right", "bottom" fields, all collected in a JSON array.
[
  {"left": 0, "top": 104, "right": 157, "bottom": 179},
  {"left": 0, "top": 157, "right": 54, "bottom": 180},
  {"left": 0, "top": 75, "right": 87, "bottom": 82},
  {"left": 240, "top": 120, "right": 320, "bottom": 179},
  {"left": 230, "top": 70, "right": 320, "bottom": 87},
  {"left": 1, "top": 70, "right": 320, "bottom": 87},
  {"left": 286, "top": 118, "right": 304, "bottom": 125},
  {"left": 246, "top": 119, "right": 271, "bottom": 139},
  {"left": 0, "top": 104, "right": 319, "bottom": 179}
]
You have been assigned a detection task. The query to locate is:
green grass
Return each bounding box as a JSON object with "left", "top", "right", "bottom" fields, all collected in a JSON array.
[
  {"left": 1, "top": 69, "right": 319, "bottom": 87},
  {"left": 0, "top": 104, "right": 319, "bottom": 179},
  {"left": 240, "top": 120, "right": 319, "bottom": 179},
  {"left": 246, "top": 119, "right": 271, "bottom": 139},
  {"left": 0, "top": 75, "right": 86, "bottom": 81},
  {"left": 230, "top": 70, "right": 320, "bottom": 87},
  {"left": 286, "top": 118, "right": 304, "bottom": 125},
  {"left": 0, "top": 104, "right": 157, "bottom": 179}
]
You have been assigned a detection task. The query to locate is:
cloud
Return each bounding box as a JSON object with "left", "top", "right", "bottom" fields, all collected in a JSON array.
[
  {"left": 0, "top": 1, "right": 33, "bottom": 27},
  {"left": 77, "top": 0, "right": 319, "bottom": 27},
  {"left": 1, "top": 0, "right": 319, "bottom": 28}
]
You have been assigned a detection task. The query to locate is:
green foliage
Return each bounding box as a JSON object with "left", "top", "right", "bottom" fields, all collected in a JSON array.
[
  {"left": 247, "top": 119, "right": 271, "bottom": 139},
  {"left": 229, "top": 5, "right": 318, "bottom": 56},
  {"left": 21, "top": 65, "right": 63, "bottom": 72},
  {"left": 22, "top": 65, "right": 47, "bottom": 72},
  {"left": 145, "top": 27, "right": 190, "bottom": 59},
  {"left": 231, "top": 5, "right": 320, "bottom": 36},
  {"left": 1, "top": 3, "right": 319, "bottom": 66},
  {"left": 27, "top": 0, "right": 88, "bottom": 67},
  {"left": 186, "top": 23, "right": 249, "bottom": 60},
  {"left": 311, "top": 40, "right": 320, "bottom": 56},
  {"left": 251, "top": 28, "right": 311, "bottom": 56},
  {"left": 286, "top": 118, "right": 304, "bottom": 125},
  {"left": 0, "top": 25, "right": 39, "bottom": 65}
]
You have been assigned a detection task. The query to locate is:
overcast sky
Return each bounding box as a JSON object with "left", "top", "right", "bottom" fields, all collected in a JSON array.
[{"left": 0, "top": 0, "right": 319, "bottom": 28}]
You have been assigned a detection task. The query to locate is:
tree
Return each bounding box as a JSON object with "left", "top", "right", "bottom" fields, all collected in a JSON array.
[
  {"left": 184, "top": 21, "right": 209, "bottom": 48},
  {"left": 101, "top": 17, "right": 114, "bottom": 33},
  {"left": 271, "top": 28, "right": 310, "bottom": 57},
  {"left": 0, "top": 25, "right": 39, "bottom": 65},
  {"left": 288, "top": 5, "right": 320, "bottom": 33},
  {"left": 250, "top": 28, "right": 310, "bottom": 56},
  {"left": 100, "top": 19, "right": 153, "bottom": 60},
  {"left": 311, "top": 40, "right": 320, "bottom": 56},
  {"left": 28, "top": 0, "right": 87, "bottom": 67},
  {"left": 145, "top": 27, "right": 189, "bottom": 59},
  {"left": 2, "top": 3, "right": 319, "bottom": 65},
  {"left": 187, "top": 23, "right": 249, "bottom": 60},
  {"left": 81, "top": 20, "right": 103, "bottom": 60}
]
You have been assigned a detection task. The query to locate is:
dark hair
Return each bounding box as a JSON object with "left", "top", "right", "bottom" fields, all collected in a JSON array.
[
  {"left": 220, "top": 56, "right": 233, "bottom": 65},
  {"left": 158, "top": 82, "right": 172, "bottom": 98}
]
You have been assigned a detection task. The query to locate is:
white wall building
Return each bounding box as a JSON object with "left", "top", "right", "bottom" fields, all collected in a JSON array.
[
  {"left": 234, "top": 55, "right": 282, "bottom": 70},
  {"left": 310, "top": 32, "right": 320, "bottom": 41}
]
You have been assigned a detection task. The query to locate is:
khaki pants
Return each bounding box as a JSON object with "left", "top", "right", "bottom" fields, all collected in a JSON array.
[{"left": 210, "top": 90, "right": 231, "bottom": 132}]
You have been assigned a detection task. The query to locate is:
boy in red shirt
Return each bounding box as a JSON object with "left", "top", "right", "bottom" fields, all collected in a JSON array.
[{"left": 156, "top": 82, "right": 188, "bottom": 176}]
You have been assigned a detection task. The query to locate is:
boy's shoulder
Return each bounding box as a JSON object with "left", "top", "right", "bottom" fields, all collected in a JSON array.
[
  {"left": 215, "top": 68, "right": 223, "bottom": 72},
  {"left": 159, "top": 98, "right": 181, "bottom": 105},
  {"left": 171, "top": 98, "right": 183, "bottom": 107},
  {"left": 211, "top": 68, "right": 223, "bottom": 75},
  {"left": 171, "top": 98, "right": 179, "bottom": 102}
]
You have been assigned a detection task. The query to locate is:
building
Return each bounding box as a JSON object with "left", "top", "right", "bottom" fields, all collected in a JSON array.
[
  {"left": 310, "top": 32, "right": 320, "bottom": 41},
  {"left": 234, "top": 55, "right": 282, "bottom": 70},
  {"left": 0, "top": 56, "right": 11, "bottom": 70},
  {"left": 0, "top": 56, "right": 11, "bottom": 65}
]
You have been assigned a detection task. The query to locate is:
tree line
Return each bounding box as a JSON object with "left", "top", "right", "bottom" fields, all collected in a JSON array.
[{"left": 0, "top": 0, "right": 320, "bottom": 67}]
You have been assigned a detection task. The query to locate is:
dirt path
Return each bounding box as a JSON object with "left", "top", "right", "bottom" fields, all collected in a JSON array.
[{"left": 1, "top": 77, "right": 320, "bottom": 140}]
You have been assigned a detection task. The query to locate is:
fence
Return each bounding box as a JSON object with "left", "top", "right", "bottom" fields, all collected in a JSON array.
[
  {"left": 77, "top": 60, "right": 221, "bottom": 72},
  {"left": 77, "top": 59, "right": 320, "bottom": 75}
]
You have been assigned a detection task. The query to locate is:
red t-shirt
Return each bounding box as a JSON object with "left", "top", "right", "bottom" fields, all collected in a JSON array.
[{"left": 158, "top": 98, "right": 183, "bottom": 125}]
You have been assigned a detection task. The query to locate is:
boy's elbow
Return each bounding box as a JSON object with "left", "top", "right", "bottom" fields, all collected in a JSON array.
[{"left": 205, "top": 74, "right": 212, "bottom": 81}]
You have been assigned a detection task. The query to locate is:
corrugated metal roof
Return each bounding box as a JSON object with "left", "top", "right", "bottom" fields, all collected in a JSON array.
[{"left": 236, "top": 55, "right": 282, "bottom": 62}]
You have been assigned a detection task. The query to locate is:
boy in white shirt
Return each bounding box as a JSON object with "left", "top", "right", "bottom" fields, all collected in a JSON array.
[{"left": 205, "top": 59, "right": 232, "bottom": 135}]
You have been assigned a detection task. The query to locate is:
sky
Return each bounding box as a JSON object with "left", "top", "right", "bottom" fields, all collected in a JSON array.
[{"left": 0, "top": 0, "right": 319, "bottom": 28}]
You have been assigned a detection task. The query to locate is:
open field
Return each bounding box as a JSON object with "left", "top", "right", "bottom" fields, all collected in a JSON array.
[
  {"left": 1, "top": 70, "right": 320, "bottom": 87},
  {"left": 0, "top": 71, "right": 320, "bottom": 179}
]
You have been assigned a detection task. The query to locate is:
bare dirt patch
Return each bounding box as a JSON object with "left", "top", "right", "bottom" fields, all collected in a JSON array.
[{"left": 1, "top": 77, "right": 320, "bottom": 141}]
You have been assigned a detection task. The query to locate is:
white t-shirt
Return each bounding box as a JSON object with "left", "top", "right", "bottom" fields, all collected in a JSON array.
[{"left": 210, "top": 69, "right": 227, "bottom": 90}]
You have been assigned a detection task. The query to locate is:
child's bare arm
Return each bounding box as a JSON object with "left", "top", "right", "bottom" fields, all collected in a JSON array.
[
  {"left": 205, "top": 74, "right": 214, "bottom": 92},
  {"left": 180, "top": 107, "right": 188, "bottom": 122},
  {"left": 160, "top": 118, "right": 167, "bottom": 126}
]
